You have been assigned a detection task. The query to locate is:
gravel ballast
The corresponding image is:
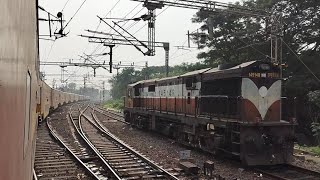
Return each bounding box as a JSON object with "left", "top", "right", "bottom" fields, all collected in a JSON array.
[{"left": 95, "top": 111, "right": 272, "bottom": 180}]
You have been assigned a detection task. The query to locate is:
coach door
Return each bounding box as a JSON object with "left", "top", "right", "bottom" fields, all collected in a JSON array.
[
  {"left": 184, "top": 76, "right": 197, "bottom": 115},
  {"left": 134, "top": 84, "right": 141, "bottom": 108}
]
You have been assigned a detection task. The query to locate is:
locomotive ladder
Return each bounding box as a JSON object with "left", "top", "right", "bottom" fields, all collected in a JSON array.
[{"left": 230, "top": 122, "right": 241, "bottom": 156}]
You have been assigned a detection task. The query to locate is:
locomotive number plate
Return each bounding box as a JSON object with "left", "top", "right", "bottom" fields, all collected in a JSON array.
[{"left": 248, "top": 72, "right": 280, "bottom": 78}]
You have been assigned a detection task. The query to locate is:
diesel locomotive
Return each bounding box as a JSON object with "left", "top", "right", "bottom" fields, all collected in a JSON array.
[{"left": 124, "top": 60, "right": 296, "bottom": 166}]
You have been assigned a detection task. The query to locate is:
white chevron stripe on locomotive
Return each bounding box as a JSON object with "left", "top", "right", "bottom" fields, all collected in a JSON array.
[{"left": 241, "top": 78, "right": 281, "bottom": 120}]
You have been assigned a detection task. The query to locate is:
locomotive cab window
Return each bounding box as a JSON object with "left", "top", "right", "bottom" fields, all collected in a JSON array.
[
  {"left": 148, "top": 85, "right": 155, "bottom": 92},
  {"left": 202, "top": 78, "right": 240, "bottom": 96},
  {"left": 186, "top": 78, "right": 192, "bottom": 88},
  {"left": 134, "top": 86, "right": 140, "bottom": 96},
  {"left": 186, "top": 77, "right": 197, "bottom": 89},
  {"left": 128, "top": 89, "right": 132, "bottom": 97}
]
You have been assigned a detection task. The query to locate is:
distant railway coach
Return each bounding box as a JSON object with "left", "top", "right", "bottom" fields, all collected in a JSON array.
[
  {"left": 0, "top": 0, "right": 90, "bottom": 179},
  {"left": 38, "top": 83, "right": 88, "bottom": 122},
  {"left": 124, "top": 60, "right": 296, "bottom": 166},
  {"left": 40, "top": 81, "right": 52, "bottom": 120}
]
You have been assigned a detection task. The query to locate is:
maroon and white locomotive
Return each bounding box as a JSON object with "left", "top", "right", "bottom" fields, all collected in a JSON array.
[{"left": 124, "top": 60, "right": 296, "bottom": 166}]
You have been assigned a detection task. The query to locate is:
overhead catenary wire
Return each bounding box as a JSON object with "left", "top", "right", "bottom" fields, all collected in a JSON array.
[
  {"left": 103, "top": 6, "right": 145, "bottom": 52},
  {"left": 170, "top": 39, "right": 188, "bottom": 58},
  {"left": 38, "top": 6, "right": 59, "bottom": 19},
  {"left": 63, "top": 0, "right": 88, "bottom": 30},
  {"left": 132, "top": 4, "right": 172, "bottom": 36},
  {"left": 77, "top": 0, "right": 171, "bottom": 77},
  {"left": 282, "top": 39, "right": 320, "bottom": 83},
  {"left": 236, "top": 38, "right": 270, "bottom": 59},
  {"left": 113, "top": 2, "right": 172, "bottom": 53},
  {"left": 88, "top": 3, "right": 145, "bottom": 58},
  {"left": 115, "top": 7, "right": 145, "bottom": 33},
  {"left": 46, "top": 40, "right": 56, "bottom": 61},
  {"left": 75, "top": 0, "right": 123, "bottom": 79},
  {"left": 86, "top": 0, "right": 124, "bottom": 54},
  {"left": 61, "top": 0, "right": 72, "bottom": 12}
]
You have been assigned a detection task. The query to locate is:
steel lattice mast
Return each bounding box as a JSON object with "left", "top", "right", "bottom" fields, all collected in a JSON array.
[{"left": 131, "top": 0, "right": 282, "bottom": 65}]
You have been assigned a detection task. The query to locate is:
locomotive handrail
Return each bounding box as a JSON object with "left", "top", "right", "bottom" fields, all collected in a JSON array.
[{"left": 197, "top": 95, "right": 230, "bottom": 98}]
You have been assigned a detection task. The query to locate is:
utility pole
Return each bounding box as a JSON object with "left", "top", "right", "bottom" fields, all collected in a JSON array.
[
  {"left": 100, "top": 90, "right": 102, "bottom": 103},
  {"left": 114, "top": 64, "right": 120, "bottom": 75},
  {"left": 144, "top": 61, "right": 149, "bottom": 80},
  {"left": 102, "top": 81, "right": 105, "bottom": 102},
  {"left": 52, "top": 79, "right": 56, "bottom": 88},
  {"left": 163, "top": 43, "right": 169, "bottom": 77},
  {"left": 83, "top": 75, "right": 87, "bottom": 95},
  {"left": 143, "top": 1, "right": 164, "bottom": 56},
  {"left": 105, "top": 44, "right": 115, "bottom": 73}
]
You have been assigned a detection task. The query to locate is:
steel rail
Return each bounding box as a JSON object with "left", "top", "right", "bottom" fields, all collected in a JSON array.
[
  {"left": 70, "top": 104, "right": 122, "bottom": 179},
  {"left": 94, "top": 107, "right": 128, "bottom": 124},
  {"left": 255, "top": 164, "right": 320, "bottom": 180},
  {"left": 88, "top": 109, "right": 179, "bottom": 180},
  {"left": 98, "top": 106, "right": 124, "bottom": 118},
  {"left": 46, "top": 115, "right": 100, "bottom": 179}
]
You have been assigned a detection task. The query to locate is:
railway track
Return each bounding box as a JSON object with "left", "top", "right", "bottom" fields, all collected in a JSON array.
[
  {"left": 34, "top": 110, "right": 97, "bottom": 180},
  {"left": 47, "top": 104, "right": 117, "bottom": 179},
  {"left": 94, "top": 106, "right": 127, "bottom": 124},
  {"left": 94, "top": 104, "right": 320, "bottom": 180},
  {"left": 255, "top": 164, "right": 320, "bottom": 180},
  {"left": 82, "top": 105, "right": 180, "bottom": 179}
]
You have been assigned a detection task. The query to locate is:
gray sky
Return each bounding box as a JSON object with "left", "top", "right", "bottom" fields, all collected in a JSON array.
[{"left": 39, "top": 0, "right": 237, "bottom": 90}]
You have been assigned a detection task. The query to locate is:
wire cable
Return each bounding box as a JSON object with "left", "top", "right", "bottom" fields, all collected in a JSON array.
[
  {"left": 282, "top": 39, "right": 320, "bottom": 83},
  {"left": 132, "top": 4, "right": 171, "bottom": 36},
  {"left": 116, "top": 7, "right": 144, "bottom": 33},
  {"left": 85, "top": 0, "right": 123, "bottom": 55},
  {"left": 61, "top": 0, "right": 71, "bottom": 12},
  {"left": 236, "top": 38, "right": 270, "bottom": 58},
  {"left": 90, "top": 2, "right": 144, "bottom": 55},
  {"left": 63, "top": 0, "right": 88, "bottom": 30},
  {"left": 170, "top": 39, "right": 188, "bottom": 58},
  {"left": 75, "top": 0, "right": 122, "bottom": 76},
  {"left": 46, "top": 41, "right": 56, "bottom": 61}
]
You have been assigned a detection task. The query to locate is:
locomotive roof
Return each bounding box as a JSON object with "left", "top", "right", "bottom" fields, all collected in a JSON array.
[
  {"left": 157, "top": 75, "right": 180, "bottom": 82},
  {"left": 203, "top": 60, "right": 269, "bottom": 81},
  {"left": 128, "top": 68, "right": 209, "bottom": 86},
  {"left": 204, "top": 60, "right": 256, "bottom": 74},
  {"left": 128, "top": 78, "right": 159, "bottom": 87},
  {"left": 180, "top": 68, "right": 211, "bottom": 77},
  {"left": 128, "top": 61, "right": 262, "bottom": 87}
]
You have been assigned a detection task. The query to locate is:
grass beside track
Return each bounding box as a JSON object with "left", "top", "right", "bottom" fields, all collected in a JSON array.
[
  {"left": 295, "top": 145, "right": 320, "bottom": 156},
  {"left": 103, "top": 99, "right": 124, "bottom": 110}
]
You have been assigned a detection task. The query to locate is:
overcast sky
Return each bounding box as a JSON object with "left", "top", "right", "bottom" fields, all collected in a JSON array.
[{"left": 39, "top": 0, "right": 237, "bottom": 90}]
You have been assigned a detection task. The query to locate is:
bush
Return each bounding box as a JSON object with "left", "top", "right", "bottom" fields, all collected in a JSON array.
[
  {"left": 103, "top": 99, "right": 124, "bottom": 110},
  {"left": 308, "top": 90, "right": 320, "bottom": 144}
]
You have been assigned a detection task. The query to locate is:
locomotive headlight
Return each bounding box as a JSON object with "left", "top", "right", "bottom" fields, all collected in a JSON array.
[{"left": 259, "top": 64, "right": 270, "bottom": 70}]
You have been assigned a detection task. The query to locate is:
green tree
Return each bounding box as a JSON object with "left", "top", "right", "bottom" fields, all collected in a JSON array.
[{"left": 192, "top": 0, "right": 320, "bottom": 143}]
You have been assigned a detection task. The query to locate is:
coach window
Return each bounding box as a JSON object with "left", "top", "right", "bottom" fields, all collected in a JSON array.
[{"left": 24, "top": 71, "right": 31, "bottom": 157}]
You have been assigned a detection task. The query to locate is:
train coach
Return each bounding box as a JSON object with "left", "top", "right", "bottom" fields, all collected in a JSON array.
[
  {"left": 124, "top": 60, "right": 296, "bottom": 166},
  {"left": 38, "top": 81, "right": 87, "bottom": 122}
]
